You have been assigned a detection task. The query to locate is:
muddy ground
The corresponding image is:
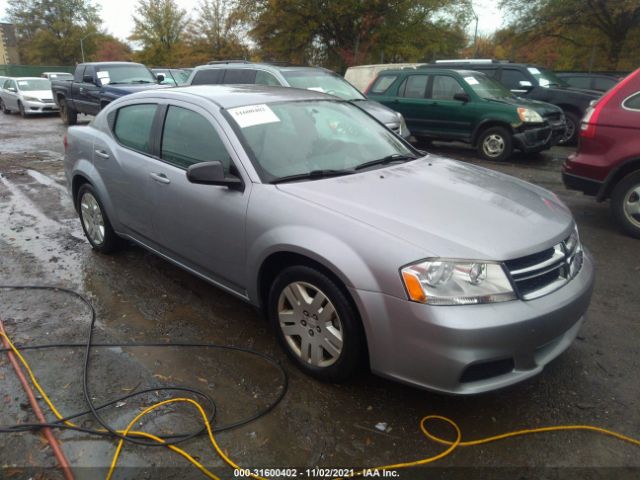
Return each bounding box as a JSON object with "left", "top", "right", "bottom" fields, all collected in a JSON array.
[{"left": 0, "top": 111, "right": 638, "bottom": 480}]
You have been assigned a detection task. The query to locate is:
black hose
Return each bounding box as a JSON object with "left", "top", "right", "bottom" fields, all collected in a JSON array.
[{"left": 0, "top": 285, "right": 288, "bottom": 446}]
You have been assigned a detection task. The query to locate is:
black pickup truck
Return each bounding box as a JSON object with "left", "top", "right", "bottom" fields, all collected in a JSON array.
[
  {"left": 51, "top": 62, "right": 168, "bottom": 125},
  {"left": 429, "top": 60, "right": 601, "bottom": 144}
]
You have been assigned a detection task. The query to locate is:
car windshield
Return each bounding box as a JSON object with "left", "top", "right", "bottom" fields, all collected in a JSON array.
[
  {"left": 96, "top": 65, "right": 156, "bottom": 85},
  {"left": 16, "top": 79, "right": 51, "bottom": 91},
  {"left": 229, "top": 100, "right": 414, "bottom": 182},
  {"left": 527, "top": 67, "right": 568, "bottom": 88},
  {"left": 282, "top": 70, "right": 366, "bottom": 101},
  {"left": 462, "top": 73, "right": 514, "bottom": 100}
]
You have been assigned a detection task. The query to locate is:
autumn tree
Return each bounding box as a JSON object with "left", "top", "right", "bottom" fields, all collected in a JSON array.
[
  {"left": 234, "top": 0, "right": 471, "bottom": 71},
  {"left": 188, "top": 0, "right": 249, "bottom": 64},
  {"left": 93, "top": 35, "right": 133, "bottom": 62},
  {"left": 500, "top": 0, "right": 640, "bottom": 70},
  {"left": 129, "top": 0, "right": 190, "bottom": 65},
  {"left": 7, "top": 0, "right": 102, "bottom": 64}
]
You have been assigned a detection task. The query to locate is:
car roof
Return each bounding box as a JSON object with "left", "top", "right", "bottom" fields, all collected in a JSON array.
[
  {"left": 127, "top": 84, "right": 338, "bottom": 109},
  {"left": 378, "top": 68, "right": 479, "bottom": 76},
  {"left": 12, "top": 77, "right": 48, "bottom": 80},
  {"left": 193, "top": 63, "right": 330, "bottom": 74},
  {"left": 81, "top": 62, "right": 144, "bottom": 67}
]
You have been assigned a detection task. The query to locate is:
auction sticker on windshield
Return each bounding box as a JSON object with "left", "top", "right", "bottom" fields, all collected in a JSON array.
[{"left": 228, "top": 104, "right": 280, "bottom": 128}]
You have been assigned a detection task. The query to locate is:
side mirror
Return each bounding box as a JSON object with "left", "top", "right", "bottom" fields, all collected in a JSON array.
[
  {"left": 156, "top": 73, "right": 165, "bottom": 83},
  {"left": 453, "top": 92, "right": 470, "bottom": 103},
  {"left": 187, "top": 161, "right": 243, "bottom": 189}
]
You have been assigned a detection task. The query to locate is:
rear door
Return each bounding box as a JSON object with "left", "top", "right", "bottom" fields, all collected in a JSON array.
[
  {"left": 379, "top": 73, "right": 430, "bottom": 135},
  {"left": 149, "top": 102, "right": 250, "bottom": 291},
  {"left": 4, "top": 79, "right": 19, "bottom": 109},
  {"left": 93, "top": 102, "right": 160, "bottom": 242}
]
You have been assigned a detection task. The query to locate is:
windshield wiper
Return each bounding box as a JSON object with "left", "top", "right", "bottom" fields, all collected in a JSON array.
[
  {"left": 354, "top": 153, "right": 417, "bottom": 171},
  {"left": 271, "top": 169, "right": 354, "bottom": 184},
  {"left": 130, "top": 80, "right": 155, "bottom": 84}
]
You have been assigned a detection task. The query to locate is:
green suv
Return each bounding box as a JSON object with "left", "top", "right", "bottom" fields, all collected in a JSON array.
[{"left": 367, "top": 68, "right": 567, "bottom": 161}]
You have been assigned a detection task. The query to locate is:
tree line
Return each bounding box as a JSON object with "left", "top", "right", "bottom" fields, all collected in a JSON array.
[{"left": 6, "top": 0, "right": 640, "bottom": 72}]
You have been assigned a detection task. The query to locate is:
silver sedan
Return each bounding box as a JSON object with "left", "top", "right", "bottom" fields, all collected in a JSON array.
[{"left": 63, "top": 85, "right": 594, "bottom": 394}]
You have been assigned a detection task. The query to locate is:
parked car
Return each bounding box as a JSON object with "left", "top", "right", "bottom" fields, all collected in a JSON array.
[
  {"left": 0, "top": 77, "right": 58, "bottom": 117},
  {"left": 186, "top": 61, "right": 410, "bottom": 139},
  {"left": 151, "top": 68, "right": 191, "bottom": 86},
  {"left": 430, "top": 60, "right": 601, "bottom": 145},
  {"left": 367, "top": 67, "right": 567, "bottom": 161},
  {"left": 41, "top": 71, "right": 74, "bottom": 81},
  {"left": 557, "top": 72, "right": 622, "bottom": 93},
  {"left": 51, "top": 62, "right": 168, "bottom": 125},
  {"left": 344, "top": 63, "right": 419, "bottom": 92},
  {"left": 563, "top": 68, "right": 640, "bottom": 238},
  {"left": 64, "top": 85, "right": 593, "bottom": 394}
]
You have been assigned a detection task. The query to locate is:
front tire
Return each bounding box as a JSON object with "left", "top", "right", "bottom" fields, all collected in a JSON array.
[
  {"left": 611, "top": 171, "right": 640, "bottom": 239},
  {"left": 18, "top": 101, "right": 28, "bottom": 118},
  {"left": 558, "top": 111, "right": 579, "bottom": 146},
  {"left": 268, "top": 265, "right": 365, "bottom": 382},
  {"left": 477, "top": 126, "right": 513, "bottom": 161},
  {"left": 60, "top": 98, "right": 78, "bottom": 125},
  {"left": 76, "top": 184, "right": 121, "bottom": 253}
]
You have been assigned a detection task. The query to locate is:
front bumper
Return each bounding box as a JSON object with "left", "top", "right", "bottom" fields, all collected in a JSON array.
[
  {"left": 23, "top": 99, "right": 59, "bottom": 113},
  {"left": 351, "top": 249, "right": 594, "bottom": 394},
  {"left": 513, "top": 120, "right": 567, "bottom": 152}
]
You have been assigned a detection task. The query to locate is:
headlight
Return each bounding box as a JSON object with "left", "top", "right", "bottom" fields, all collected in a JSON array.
[
  {"left": 401, "top": 259, "right": 516, "bottom": 305},
  {"left": 23, "top": 96, "right": 40, "bottom": 102},
  {"left": 517, "top": 107, "right": 543, "bottom": 123}
]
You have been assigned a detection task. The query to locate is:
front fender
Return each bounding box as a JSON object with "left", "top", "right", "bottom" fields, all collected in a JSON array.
[{"left": 246, "top": 225, "right": 381, "bottom": 305}]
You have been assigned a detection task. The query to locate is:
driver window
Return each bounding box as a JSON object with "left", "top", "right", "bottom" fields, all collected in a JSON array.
[
  {"left": 161, "top": 106, "right": 232, "bottom": 171},
  {"left": 431, "top": 76, "right": 464, "bottom": 100}
]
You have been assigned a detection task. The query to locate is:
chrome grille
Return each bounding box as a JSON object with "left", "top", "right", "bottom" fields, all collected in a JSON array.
[{"left": 505, "top": 232, "right": 583, "bottom": 300}]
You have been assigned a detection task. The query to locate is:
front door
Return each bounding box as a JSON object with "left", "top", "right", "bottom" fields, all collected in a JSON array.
[
  {"left": 150, "top": 103, "right": 250, "bottom": 291},
  {"left": 424, "top": 74, "right": 474, "bottom": 141}
]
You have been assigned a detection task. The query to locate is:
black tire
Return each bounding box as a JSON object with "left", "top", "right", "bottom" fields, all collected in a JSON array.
[
  {"left": 60, "top": 97, "right": 78, "bottom": 125},
  {"left": 0, "top": 98, "right": 11, "bottom": 114},
  {"left": 18, "top": 101, "right": 27, "bottom": 118},
  {"left": 268, "top": 265, "right": 366, "bottom": 382},
  {"left": 76, "top": 184, "right": 121, "bottom": 253},
  {"left": 477, "top": 126, "right": 513, "bottom": 161},
  {"left": 610, "top": 170, "right": 640, "bottom": 239},
  {"left": 558, "top": 111, "right": 579, "bottom": 146}
]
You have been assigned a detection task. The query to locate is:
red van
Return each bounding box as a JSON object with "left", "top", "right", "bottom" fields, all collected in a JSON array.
[{"left": 563, "top": 68, "right": 640, "bottom": 238}]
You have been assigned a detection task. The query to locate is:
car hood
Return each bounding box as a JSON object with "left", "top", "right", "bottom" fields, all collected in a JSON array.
[
  {"left": 22, "top": 89, "right": 54, "bottom": 100},
  {"left": 102, "top": 83, "right": 170, "bottom": 95},
  {"left": 351, "top": 99, "right": 401, "bottom": 126},
  {"left": 276, "top": 156, "right": 573, "bottom": 261},
  {"left": 548, "top": 85, "right": 601, "bottom": 99},
  {"left": 489, "top": 96, "right": 562, "bottom": 116}
]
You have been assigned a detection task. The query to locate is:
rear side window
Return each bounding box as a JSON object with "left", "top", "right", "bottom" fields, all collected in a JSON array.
[
  {"left": 431, "top": 75, "right": 464, "bottom": 100},
  {"left": 623, "top": 92, "right": 640, "bottom": 111},
  {"left": 255, "top": 70, "right": 280, "bottom": 86},
  {"left": 369, "top": 75, "right": 397, "bottom": 94},
  {"left": 161, "top": 106, "right": 232, "bottom": 170},
  {"left": 191, "top": 69, "right": 224, "bottom": 85},
  {"left": 223, "top": 69, "right": 257, "bottom": 84},
  {"left": 400, "top": 75, "right": 428, "bottom": 98},
  {"left": 593, "top": 77, "right": 617, "bottom": 91},
  {"left": 114, "top": 104, "right": 157, "bottom": 154},
  {"left": 73, "top": 66, "right": 86, "bottom": 82},
  {"left": 565, "top": 76, "right": 591, "bottom": 89}
]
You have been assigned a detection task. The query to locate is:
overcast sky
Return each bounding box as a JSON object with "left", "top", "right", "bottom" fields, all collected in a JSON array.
[{"left": 0, "top": 0, "right": 504, "bottom": 43}]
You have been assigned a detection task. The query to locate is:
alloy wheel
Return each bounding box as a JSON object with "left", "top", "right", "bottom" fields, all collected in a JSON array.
[
  {"left": 80, "top": 192, "right": 105, "bottom": 245},
  {"left": 623, "top": 184, "right": 640, "bottom": 229},
  {"left": 482, "top": 134, "right": 505, "bottom": 158},
  {"left": 560, "top": 119, "right": 575, "bottom": 144},
  {"left": 277, "top": 281, "right": 343, "bottom": 367}
]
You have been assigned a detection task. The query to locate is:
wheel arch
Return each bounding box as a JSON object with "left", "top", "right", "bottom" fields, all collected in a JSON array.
[
  {"left": 471, "top": 120, "right": 513, "bottom": 146},
  {"left": 598, "top": 157, "right": 640, "bottom": 201}
]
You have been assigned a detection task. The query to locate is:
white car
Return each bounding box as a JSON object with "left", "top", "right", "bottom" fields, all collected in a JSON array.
[
  {"left": 0, "top": 77, "right": 59, "bottom": 117},
  {"left": 41, "top": 71, "right": 74, "bottom": 81}
]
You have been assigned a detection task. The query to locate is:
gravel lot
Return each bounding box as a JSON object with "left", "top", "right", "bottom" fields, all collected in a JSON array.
[{"left": 0, "top": 112, "right": 638, "bottom": 479}]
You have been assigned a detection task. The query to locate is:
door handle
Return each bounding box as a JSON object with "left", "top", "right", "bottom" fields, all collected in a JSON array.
[
  {"left": 94, "top": 149, "right": 110, "bottom": 159},
  {"left": 150, "top": 172, "right": 170, "bottom": 184}
]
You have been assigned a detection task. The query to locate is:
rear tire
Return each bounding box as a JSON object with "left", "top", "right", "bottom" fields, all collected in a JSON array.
[
  {"left": 477, "top": 126, "right": 513, "bottom": 161},
  {"left": 60, "top": 98, "right": 78, "bottom": 125},
  {"left": 611, "top": 171, "right": 640, "bottom": 239},
  {"left": 76, "top": 184, "right": 121, "bottom": 253},
  {"left": 0, "top": 98, "right": 11, "bottom": 114},
  {"left": 268, "top": 265, "right": 365, "bottom": 382}
]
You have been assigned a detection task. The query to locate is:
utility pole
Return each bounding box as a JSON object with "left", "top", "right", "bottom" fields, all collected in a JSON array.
[
  {"left": 471, "top": 5, "right": 479, "bottom": 58},
  {"left": 80, "top": 32, "right": 97, "bottom": 63}
]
